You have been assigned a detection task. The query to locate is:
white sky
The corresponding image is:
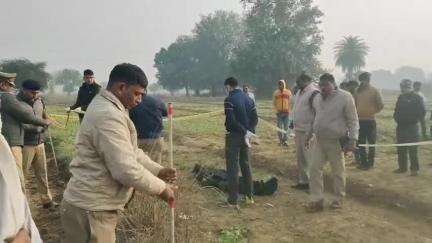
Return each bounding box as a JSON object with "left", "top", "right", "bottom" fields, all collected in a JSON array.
[{"left": 0, "top": 0, "right": 431, "bottom": 82}]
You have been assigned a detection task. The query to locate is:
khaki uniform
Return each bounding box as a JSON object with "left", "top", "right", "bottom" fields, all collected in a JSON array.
[
  {"left": 309, "top": 89, "right": 359, "bottom": 203},
  {"left": 138, "top": 137, "right": 165, "bottom": 165},
  {"left": 61, "top": 90, "right": 166, "bottom": 243},
  {"left": 10, "top": 146, "right": 25, "bottom": 191},
  {"left": 22, "top": 144, "right": 52, "bottom": 204}
]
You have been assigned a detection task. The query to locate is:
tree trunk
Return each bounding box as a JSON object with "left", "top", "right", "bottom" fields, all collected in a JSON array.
[
  {"left": 210, "top": 85, "right": 216, "bottom": 97},
  {"left": 185, "top": 84, "right": 190, "bottom": 97},
  {"left": 194, "top": 89, "right": 200, "bottom": 96}
]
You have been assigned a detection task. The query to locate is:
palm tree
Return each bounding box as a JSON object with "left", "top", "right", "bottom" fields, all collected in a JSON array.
[{"left": 334, "top": 36, "right": 369, "bottom": 80}]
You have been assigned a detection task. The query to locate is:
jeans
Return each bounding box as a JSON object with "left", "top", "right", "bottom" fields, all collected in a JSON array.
[
  {"left": 225, "top": 133, "right": 253, "bottom": 205},
  {"left": 277, "top": 113, "right": 289, "bottom": 143},
  {"left": 358, "top": 120, "right": 377, "bottom": 168},
  {"left": 396, "top": 124, "right": 420, "bottom": 172}
]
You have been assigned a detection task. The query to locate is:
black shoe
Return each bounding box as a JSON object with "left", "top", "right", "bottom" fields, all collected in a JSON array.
[
  {"left": 43, "top": 201, "right": 59, "bottom": 209},
  {"left": 291, "top": 184, "right": 309, "bottom": 190},
  {"left": 393, "top": 168, "right": 407, "bottom": 174}
]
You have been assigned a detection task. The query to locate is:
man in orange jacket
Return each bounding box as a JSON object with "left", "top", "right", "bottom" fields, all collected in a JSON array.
[{"left": 273, "top": 80, "right": 292, "bottom": 146}]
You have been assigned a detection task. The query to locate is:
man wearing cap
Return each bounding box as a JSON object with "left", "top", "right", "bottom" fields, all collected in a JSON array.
[
  {"left": 0, "top": 72, "right": 52, "bottom": 190},
  {"left": 68, "top": 69, "right": 101, "bottom": 122},
  {"left": 393, "top": 79, "right": 425, "bottom": 176},
  {"left": 19, "top": 79, "right": 57, "bottom": 209}
]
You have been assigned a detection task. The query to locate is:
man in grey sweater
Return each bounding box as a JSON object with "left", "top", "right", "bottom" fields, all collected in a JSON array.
[{"left": 306, "top": 73, "right": 359, "bottom": 212}]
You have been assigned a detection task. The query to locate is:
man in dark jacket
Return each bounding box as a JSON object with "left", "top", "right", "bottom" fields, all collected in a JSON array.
[
  {"left": 393, "top": 79, "right": 426, "bottom": 176},
  {"left": 19, "top": 80, "right": 57, "bottom": 209},
  {"left": 224, "top": 77, "right": 258, "bottom": 208},
  {"left": 68, "top": 69, "right": 101, "bottom": 122},
  {"left": 130, "top": 95, "right": 167, "bottom": 164},
  {"left": 0, "top": 73, "right": 52, "bottom": 190}
]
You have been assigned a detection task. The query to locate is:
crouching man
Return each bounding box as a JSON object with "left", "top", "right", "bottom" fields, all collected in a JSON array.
[
  {"left": 307, "top": 73, "right": 359, "bottom": 212},
  {"left": 61, "top": 63, "right": 176, "bottom": 243}
]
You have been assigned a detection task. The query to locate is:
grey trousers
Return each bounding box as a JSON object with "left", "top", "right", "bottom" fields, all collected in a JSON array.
[
  {"left": 277, "top": 113, "right": 289, "bottom": 143},
  {"left": 309, "top": 137, "right": 346, "bottom": 203},
  {"left": 396, "top": 124, "right": 420, "bottom": 171},
  {"left": 294, "top": 131, "right": 310, "bottom": 184},
  {"left": 225, "top": 133, "right": 253, "bottom": 205}
]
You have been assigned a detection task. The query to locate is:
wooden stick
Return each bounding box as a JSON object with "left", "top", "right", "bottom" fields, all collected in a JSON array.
[
  {"left": 167, "top": 102, "right": 175, "bottom": 243},
  {"left": 47, "top": 128, "right": 59, "bottom": 174}
]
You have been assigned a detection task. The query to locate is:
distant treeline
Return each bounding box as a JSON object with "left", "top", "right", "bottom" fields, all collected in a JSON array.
[{"left": 154, "top": 0, "right": 324, "bottom": 97}]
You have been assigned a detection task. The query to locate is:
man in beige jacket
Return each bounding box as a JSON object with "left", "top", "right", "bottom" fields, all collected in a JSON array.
[
  {"left": 292, "top": 73, "right": 319, "bottom": 190},
  {"left": 61, "top": 63, "right": 176, "bottom": 243},
  {"left": 307, "top": 73, "right": 359, "bottom": 212}
]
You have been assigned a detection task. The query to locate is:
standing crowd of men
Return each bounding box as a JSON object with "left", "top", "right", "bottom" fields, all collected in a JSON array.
[{"left": 0, "top": 62, "right": 429, "bottom": 241}]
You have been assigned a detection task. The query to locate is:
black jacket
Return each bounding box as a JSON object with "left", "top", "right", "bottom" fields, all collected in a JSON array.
[
  {"left": 130, "top": 95, "right": 167, "bottom": 139},
  {"left": 394, "top": 91, "right": 426, "bottom": 126},
  {"left": 70, "top": 82, "right": 101, "bottom": 111},
  {"left": 224, "top": 89, "right": 258, "bottom": 135}
]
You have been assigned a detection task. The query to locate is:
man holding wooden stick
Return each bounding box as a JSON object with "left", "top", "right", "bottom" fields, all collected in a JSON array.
[{"left": 61, "top": 63, "right": 176, "bottom": 243}]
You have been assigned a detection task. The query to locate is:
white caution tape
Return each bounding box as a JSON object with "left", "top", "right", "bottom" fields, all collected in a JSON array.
[
  {"left": 359, "top": 141, "right": 432, "bottom": 147},
  {"left": 163, "top": 110, "right": 225, "bottom": 122},
  {"left": 258, "top": 117, "right": 290, "bottom": 134}
]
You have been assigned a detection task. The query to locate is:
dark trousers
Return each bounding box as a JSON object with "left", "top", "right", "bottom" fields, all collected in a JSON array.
[
  {"left": 358, "top": 120, "right": 377, "bottom": 167},
  {"left": 225, "top": 133, "right": 253, "bottom": 205},
  {"left": 396, "top": 124, "right": 420, "bottom": 171},
  {"left": 78, "top": 113, "right": 84, "bottom": 123}
]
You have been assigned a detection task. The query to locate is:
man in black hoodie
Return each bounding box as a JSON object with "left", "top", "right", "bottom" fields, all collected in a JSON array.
[
  {"left": 393, "top": 79, "right": 426, "bottom": 176},
  {"left": 68, "top": 69, "right": 101, "bottom": 122}
]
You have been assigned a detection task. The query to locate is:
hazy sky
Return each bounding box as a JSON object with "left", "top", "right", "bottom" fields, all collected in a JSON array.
[{"left": 1, "top": 0, "right": 431, "bottom": 82}]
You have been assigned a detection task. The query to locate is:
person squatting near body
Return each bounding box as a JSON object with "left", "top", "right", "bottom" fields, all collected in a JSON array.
[
  {"left": 291, "top": 73, "right": 319, "bottom": 191},
  {"left": 19, "top": 80, "right": 58, "bottom": 209},
  {"left": 413, "top": 81, "right": 428, "bottom": 140},
  {"left": 61, "top": 63, "right": 177, "bottom": 243},
  {"left": 393, "top": 79, "right": 426, "bottom": 176},
  {"left": 355, "top": 72, "right": 384, "bottom": 171},
  {"left": 306, "top": 73, "right": 359, "bottom": 212},
  {"left": 0, "top": 128, "right": 42, "bottom": 243},
  {"left": 130, "top": 95, "right": 168, "bottom": 165},
  {"left": 0, "top": 72, "right": 52, "bottom": 191},
  {"left": 68, "top": 69, "right": 101, "bottom": 122},
  {"left": 273, "top": 79, "right": 292, "bottom": 146},
  {"left": 224, "top": 77, "right": 258, "bottom": 209}
]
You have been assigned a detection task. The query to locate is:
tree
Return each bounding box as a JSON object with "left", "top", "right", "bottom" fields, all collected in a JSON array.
[
  {"left": 232, "top": 0, "right": 324, "bottom": 97},
  {"left": 334, "top": 36, "right": 369, "bottom": 80},
  {"left": 154, "top": 36, "right": 199, "bottom": 96},
  {"left": 394, "top": 66, "right": 426, "bottom": 83},
  {"left": 52, "top": 69, "right": 82, "bottom": 95},
  {"left": 192, "top": 11, "right": 244, "bottom": 96},
  {"left": 154, "top": 11, "right": 243, "bottom": 97},
  {"left": 0, "top": 58, "right": 50, "bottom": 89}
]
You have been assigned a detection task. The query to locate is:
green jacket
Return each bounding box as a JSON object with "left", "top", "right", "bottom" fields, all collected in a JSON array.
[{"left": 0, "top": 92, "right": 47, "bottom": 146}]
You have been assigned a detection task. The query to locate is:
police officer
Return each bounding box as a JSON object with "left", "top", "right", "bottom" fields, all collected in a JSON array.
[{"left": 68, "top": 69, "right": 101, "bottom": 122}]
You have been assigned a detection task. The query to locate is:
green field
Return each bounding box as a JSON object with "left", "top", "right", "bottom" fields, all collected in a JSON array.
[{"left": 39, "top": 94, "right": 432, "bottom": 242}]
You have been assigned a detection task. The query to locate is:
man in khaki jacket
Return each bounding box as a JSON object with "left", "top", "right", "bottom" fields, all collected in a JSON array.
[
  {"left": 355, "top": 72, "right": 384, "bottom": 170},
  {"left": 61, "top": 63, "right": 176, "bottom": 243},
  {"left": 307, "top": 73, "right": 359, "bottom": 212}
]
